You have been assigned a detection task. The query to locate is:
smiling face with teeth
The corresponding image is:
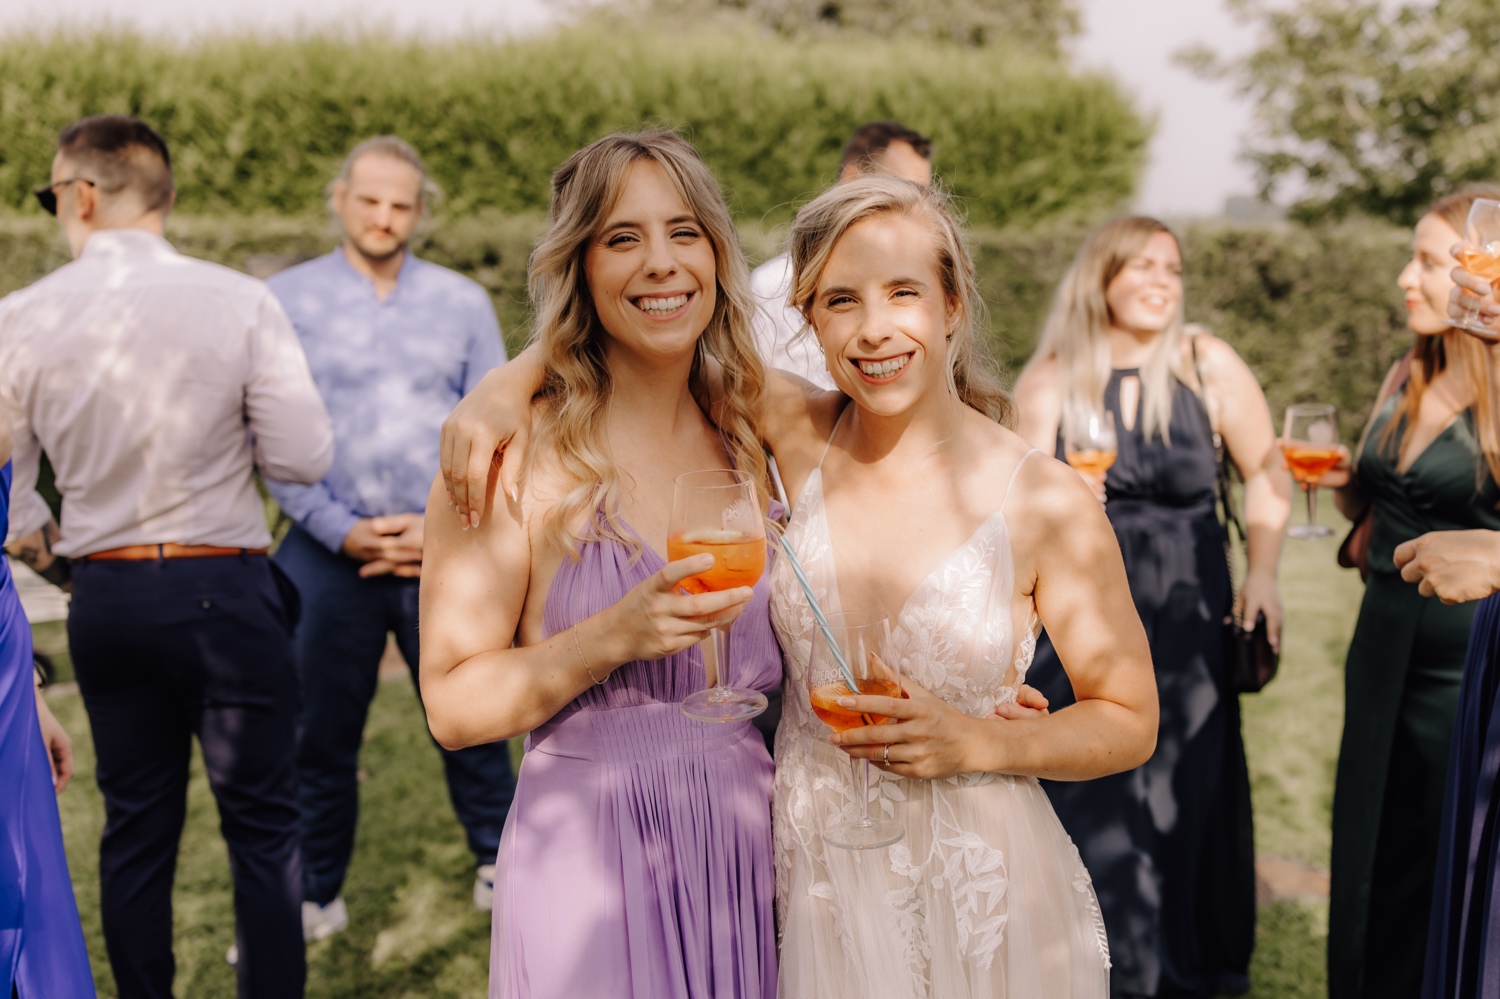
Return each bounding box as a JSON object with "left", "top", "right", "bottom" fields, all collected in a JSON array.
[
  {"left": 584, "top": 159, "right": 718, "bottom": 365},
  {"left": 808, "top": 211, "right": 957, "bottom": 416},
  {"left": 1104, "top": 231, "right": 1183, "bottom": 336}
]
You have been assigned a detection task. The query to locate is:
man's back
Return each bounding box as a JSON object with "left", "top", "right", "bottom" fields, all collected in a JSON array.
[{"left": 0, "top": 229, "right": 331, "bottom": 556}]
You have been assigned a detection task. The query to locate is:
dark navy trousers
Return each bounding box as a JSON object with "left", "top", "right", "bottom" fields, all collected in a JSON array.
[
  {"left": 68, "top": 555, "right": 306, "bottom": 999},
  {"left": 273, "top": 526, "right": 514, "bottom": 906}
]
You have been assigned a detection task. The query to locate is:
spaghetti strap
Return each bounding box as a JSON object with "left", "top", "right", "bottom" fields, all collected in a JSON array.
[
  {"left": 999, "top": 448, "right": 1040, "bottom": 515},
  {"left": 817, "top": 404, "right": 851, "bottom": 468}
]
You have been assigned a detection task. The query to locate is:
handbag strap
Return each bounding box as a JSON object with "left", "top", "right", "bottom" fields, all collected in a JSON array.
[{"left": 1189, "top": 334, "right": 1245, "bottom": 547}]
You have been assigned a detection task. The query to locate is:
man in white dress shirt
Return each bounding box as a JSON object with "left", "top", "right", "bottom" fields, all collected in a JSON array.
[
  {"left": 749, "top": 121, "right": 934, "bottom": 389},
  {"left": 0, "top": 115, "right": 333, "bottom": 999}
]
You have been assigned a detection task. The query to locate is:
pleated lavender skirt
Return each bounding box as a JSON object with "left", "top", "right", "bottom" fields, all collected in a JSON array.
[{"left": 489, "top": 702, "right": 776, "bottom": 999}]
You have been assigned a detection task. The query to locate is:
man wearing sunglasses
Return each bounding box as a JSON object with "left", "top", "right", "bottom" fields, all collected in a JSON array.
[{"left": 0, "top": 114, "right": 332, "bottom": 999}]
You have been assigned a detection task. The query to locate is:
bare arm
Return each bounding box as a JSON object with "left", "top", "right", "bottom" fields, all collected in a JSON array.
[
  {"left": 1012, "top": 361, "right": 1061, "bottom": 452},
  {"left": 418, "top": 468, "right": 757, "bottom": 748},
  {"left": 832, "top": 457, "right": 1158, "bottom": 781},
  {"left": 1199, "top": 335, "right": 1290, "bottom": 643},
  {"left": 0, "top": 402, "right": 11, "bottom": 468}
]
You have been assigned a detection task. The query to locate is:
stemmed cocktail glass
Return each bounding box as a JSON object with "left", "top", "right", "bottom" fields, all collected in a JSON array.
[
  {"left": 1452, "top": 197, "right": 1500, "bottom": 340},
  {"left": 1282, "top": 403, "right": 1340, "bottom": 540},
  {"left": 1062, "top": 408, "right": 1118, "bottom": 480},
  {"left": 668, "top": 469, "right": 769, "bottom": 722},
  {"left": 807, "top": 611, "right": 904, "bottom": 851}
]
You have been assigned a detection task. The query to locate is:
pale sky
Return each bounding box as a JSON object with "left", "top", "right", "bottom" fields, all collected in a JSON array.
[{"left": 0, "top": 0, "right": 1263, "bottom": 218}]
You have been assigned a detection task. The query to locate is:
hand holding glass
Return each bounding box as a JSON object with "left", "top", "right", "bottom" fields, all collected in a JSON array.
[
  {"left": 667, "top": 469, "right": 768, "bottom": 722},
  {"left": 808, "top": 611, "right": 904, "bottom": 850},
  {"left": 1282, "top": 404, "right": 1340, "bottom": 540},
  {"left": 1452, "top": 198, "right": 1500, "bottom": 339}
]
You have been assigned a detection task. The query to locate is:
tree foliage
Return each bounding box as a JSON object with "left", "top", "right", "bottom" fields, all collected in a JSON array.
[
  {"left": 641, "top": 0, "right": 1080, "bottom": 54},
  {"left": 0, "top": 23, "right": 1141, "bottom": 227},
  {"left": 1184, "top": 0, "right": 1500, "bottom": 225}
]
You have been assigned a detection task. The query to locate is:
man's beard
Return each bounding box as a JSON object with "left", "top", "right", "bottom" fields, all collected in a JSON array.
[{"left": 350, "top": 232, "right": 407, "bottom": 264}]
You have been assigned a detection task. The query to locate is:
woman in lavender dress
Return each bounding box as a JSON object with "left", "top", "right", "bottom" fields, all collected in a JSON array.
[{"left": 419, "top": 130, "right": 779, "bottom": 999}]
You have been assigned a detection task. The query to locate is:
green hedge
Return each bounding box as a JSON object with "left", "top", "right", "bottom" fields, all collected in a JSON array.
[
  {"left": 0, "top": 25, "right": 1145, "bottom": 228},
  {"left": 0, "top": 214, "right": 1413, "bottom": 438}
]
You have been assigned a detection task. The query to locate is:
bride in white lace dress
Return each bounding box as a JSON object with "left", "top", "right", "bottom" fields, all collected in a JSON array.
[{"left": 757, "top": 177, "right": 1158, "bottom": 998}]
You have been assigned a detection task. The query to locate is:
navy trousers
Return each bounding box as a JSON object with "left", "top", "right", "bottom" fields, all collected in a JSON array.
[
  {"left": 68, "top": 555, "right": 305, "bottom": 999},
  {"left": 273, "top": 526, "right": 514, "bottom": 906}
]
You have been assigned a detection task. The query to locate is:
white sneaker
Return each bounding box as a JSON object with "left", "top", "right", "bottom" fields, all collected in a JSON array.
[
  {"left": 303, "top": 896, "right": 349, "bottom": 942},
  {"left": 226, "top": 896, "right": 348, "bottom": 966},
  {"left": 473, "top": 864, "right": 496, "bottom": 911}
]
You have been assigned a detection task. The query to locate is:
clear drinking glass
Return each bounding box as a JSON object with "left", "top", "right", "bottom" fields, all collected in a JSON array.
[
  {"left": 668, "top": 469, "right": 769, "bottom": 722},
  {"left": 1062, "top": 408, "right": 1118, "bottom": 480},
  {"left": 1452, "top": 198, "right": 1500, "bottom": 340},
  {"left": 1282, "top": 403, "right": 1340, "bottom": 540},
  {"left": 807, "top": 611, "right": 904, "bottom": 851}
]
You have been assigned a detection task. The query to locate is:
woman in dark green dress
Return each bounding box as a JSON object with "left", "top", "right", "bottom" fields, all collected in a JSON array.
[{"left": 1318, "top": 186, "right": 1500, "bottom": 999}]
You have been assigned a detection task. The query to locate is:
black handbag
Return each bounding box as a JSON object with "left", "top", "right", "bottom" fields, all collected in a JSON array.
[{"left": 1192, "top": 337, "right": 1280, "bottom": 694}]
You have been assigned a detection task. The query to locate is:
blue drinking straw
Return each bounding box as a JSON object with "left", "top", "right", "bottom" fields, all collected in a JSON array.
[{"left": 777, "top": 534, "right": 863, "bottom": 698}]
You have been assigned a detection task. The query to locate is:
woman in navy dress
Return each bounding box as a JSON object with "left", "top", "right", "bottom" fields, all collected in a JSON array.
[
  {"left": 1014, "top": 216, "right": 1292, "bottom": 998},
  {"left": 0, "top": 404, "right": 95, "bottom": 998}
]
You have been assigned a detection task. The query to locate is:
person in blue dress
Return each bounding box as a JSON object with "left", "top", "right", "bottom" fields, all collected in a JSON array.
[
  {"left": 1416, "top": 253, "right": 1500, "bottom": 999},
  {"left": 0, "top": 403, "right": 95, "bottom": 998}
]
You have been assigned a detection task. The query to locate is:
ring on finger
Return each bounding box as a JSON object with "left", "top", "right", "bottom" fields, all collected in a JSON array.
[{"left": 882, "top": 744, "right": 890, "bottom": 764}]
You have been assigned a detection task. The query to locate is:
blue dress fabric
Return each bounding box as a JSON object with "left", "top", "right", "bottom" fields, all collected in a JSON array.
[
  {"left": 1424, "top": 592, "right": 1500, "bottom": 999},
  {"left": 1029, "top": 370, "right": 1254, "bottom": 998},
  {"left": 0, "top": 460, "right": 95, "bottom": 997}
]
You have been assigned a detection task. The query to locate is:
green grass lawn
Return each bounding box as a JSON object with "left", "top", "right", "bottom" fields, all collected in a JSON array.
[{"left": 37, "top": 529, "right": 1361, "bottom": 997}]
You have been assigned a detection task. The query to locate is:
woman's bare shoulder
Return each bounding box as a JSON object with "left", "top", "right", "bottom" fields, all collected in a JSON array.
[{"left": 1013, "top": 355, "right": 1060, "bottom": 397}]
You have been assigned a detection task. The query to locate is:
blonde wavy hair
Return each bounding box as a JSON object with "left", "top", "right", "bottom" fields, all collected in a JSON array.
[
  {"left": 787, "top": 176, "right": 1013, "bottom": 425},
  {"left": 1377, "top": 185, "right": 1500, "bottom": 495},
  {"left": 1025, "top": 216, "right": 1189, "bottom": 444},
  {"left": 527, "top": 129, "right": 769, "bottom": 556}
]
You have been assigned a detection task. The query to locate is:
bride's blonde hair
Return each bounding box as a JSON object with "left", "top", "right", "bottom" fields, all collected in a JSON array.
[
  {"left": 786, "top": 176, "right": 1013, "bottom": 425},
  {"left": 1025, "top": 216, "right": 1190, "bottom": 443},
  {"left": 528, "top": 129, "right": 769, "bottom": 555}
]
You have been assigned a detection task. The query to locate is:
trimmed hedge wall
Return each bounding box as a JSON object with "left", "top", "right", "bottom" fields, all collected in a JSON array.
[
  {"left": 0, "top": 26, "right": 1146, "bottom": 228},
  {"left": 0, "top": 214, "right": 1413, "bottom": 439}
]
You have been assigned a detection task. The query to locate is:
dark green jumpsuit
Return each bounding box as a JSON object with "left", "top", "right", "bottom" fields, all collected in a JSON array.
[{"left": 1329, "top": 394, "right": 1500, "bottom": 999}]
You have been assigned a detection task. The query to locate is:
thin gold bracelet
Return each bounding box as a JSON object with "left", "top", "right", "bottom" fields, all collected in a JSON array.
[{"left": 573, "top": 623, "right": 606, "bottom": 685}]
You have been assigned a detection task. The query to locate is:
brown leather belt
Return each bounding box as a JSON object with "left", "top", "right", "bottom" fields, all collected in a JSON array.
[{"left": 76, "top": 544, "right": 269, "bottom": 562}]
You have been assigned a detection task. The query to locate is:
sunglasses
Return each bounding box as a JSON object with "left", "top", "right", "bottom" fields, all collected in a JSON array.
[{"left": 33, "top": 177, "right": 96, "bottom": 216}]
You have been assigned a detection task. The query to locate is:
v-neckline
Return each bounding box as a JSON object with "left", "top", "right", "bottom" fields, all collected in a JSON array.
[
  {"left": 803, "top": 467, "right": 1004, "bottom": 628},
  {"left": 1395, "top": 411, "right": 1466, "bottom": 478}
]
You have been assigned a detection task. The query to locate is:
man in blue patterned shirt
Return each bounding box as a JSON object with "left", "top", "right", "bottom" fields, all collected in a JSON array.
[{"left": 264, "top": 136, "right": 514, "bottom": 943}]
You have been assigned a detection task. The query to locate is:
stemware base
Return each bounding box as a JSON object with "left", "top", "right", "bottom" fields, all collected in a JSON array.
[
  {"left": 824, "top": 817, "right": 904, "bottom": 851},
  {"left": 1288, "top": 524, "right": 1335, "bottom": 540},
  {"left": 681, "top": 687, "right": 767, "bottom": 723},
  {"left": 1454, "top": 318, "right": 1500, "bottom": 342}
]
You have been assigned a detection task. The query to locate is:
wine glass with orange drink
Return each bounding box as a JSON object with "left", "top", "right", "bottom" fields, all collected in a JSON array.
[
  {"left": 1282, "top": 403, "right": 1341, "bottom": 540},
  {"left": 668, "top": 468, "right": 770, "bottom": 722},
  {"left": 1063, "top": 409, "right": 1118, "bottom": 482},
  {"left": 1452, "top": 198, "right": 1500, "bottom": 341},
  {"left": 807, "top": 610, "right": 905, "bottom": 850}
]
